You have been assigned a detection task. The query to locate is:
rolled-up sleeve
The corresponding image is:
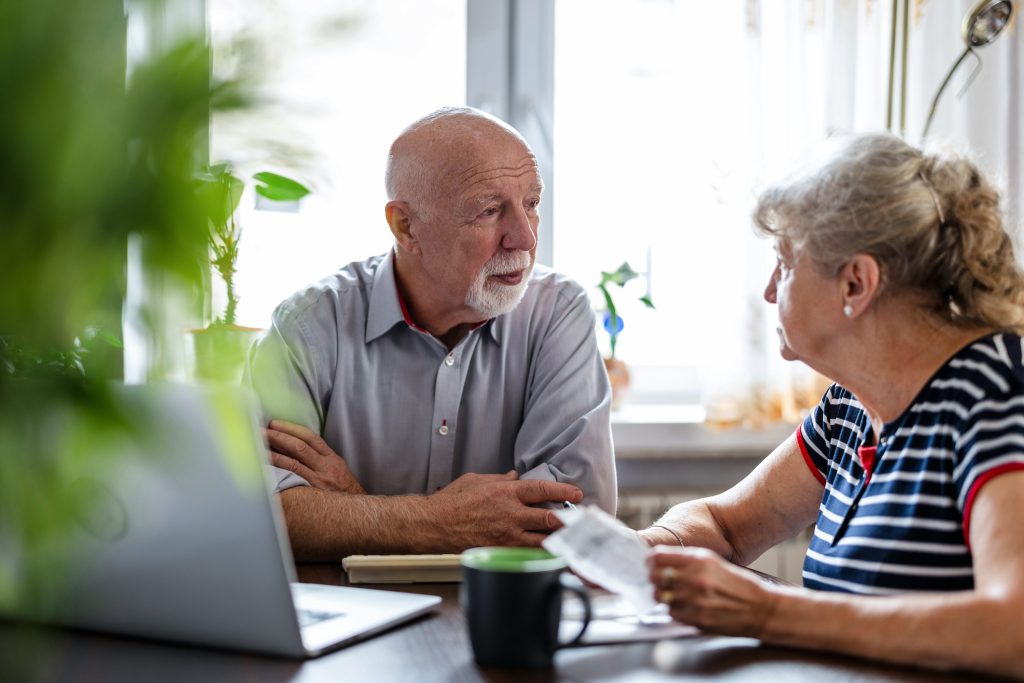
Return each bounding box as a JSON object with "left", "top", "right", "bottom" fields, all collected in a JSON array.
[{"left": 514, "top": 286, "right": 617, "bottom": 514}]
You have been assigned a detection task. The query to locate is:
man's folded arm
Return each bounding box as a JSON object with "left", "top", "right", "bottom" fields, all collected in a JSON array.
[
  {"left": 278, "top": 488, "right": 440, "bottom": 559},
  {"left": 279, "top": 472, "right": 584, "bottom": 559}
]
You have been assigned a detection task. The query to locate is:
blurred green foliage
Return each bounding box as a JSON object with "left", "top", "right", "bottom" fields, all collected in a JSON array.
[
  {"left": 196, "top": 164, "right": 309, "bottom": 325},
  {"left": 0, "top": 0, "right": 242, "bottom": 615}
]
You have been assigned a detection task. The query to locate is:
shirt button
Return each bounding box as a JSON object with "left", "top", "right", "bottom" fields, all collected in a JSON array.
[
  {"left": 438, "top": 425, "right": 449, "bottom": 436},
  {"left": 444, "top": 354, "right": 455, "bottom": 367}
]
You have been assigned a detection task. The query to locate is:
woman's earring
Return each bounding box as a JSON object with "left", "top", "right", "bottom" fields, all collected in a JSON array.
[{"left": 843, "top": 304, "right": 854, "bottom": 317}]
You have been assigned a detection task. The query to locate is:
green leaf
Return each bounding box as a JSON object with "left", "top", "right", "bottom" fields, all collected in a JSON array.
[
  {"left": 207, "top": 162, "right": 233, "bottom": 178},
  {"left": 598, "top": 284, "right": 616, "bottom": 321},
  {"left": 224, "top": 175, "right": 245, "bottom": 215},
  {"left": 605, "top": 262, "right": 639, "bottom": 287},
  {"left": 639, "top": 295, "right": 655, "bottom": 309},
  {"left": 253, "top": 171, "right": 311, "bottom": 202},
  {"left": 196, "top": 170, "right": 244, "bottom": 227}
]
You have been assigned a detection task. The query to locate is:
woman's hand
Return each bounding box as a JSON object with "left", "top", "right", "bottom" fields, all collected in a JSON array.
[{"left": 649, "top": 546, "right": 780, "bottom": 638}]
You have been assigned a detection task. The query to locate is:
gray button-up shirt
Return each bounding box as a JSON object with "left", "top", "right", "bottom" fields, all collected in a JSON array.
[{"left": 247, "top": 251, "right": 617, "bottom": 513}]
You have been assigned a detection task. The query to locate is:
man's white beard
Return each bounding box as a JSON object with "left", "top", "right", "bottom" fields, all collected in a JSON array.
[{"left": 465, "top": 251, "right": 534, "bottom": 318}]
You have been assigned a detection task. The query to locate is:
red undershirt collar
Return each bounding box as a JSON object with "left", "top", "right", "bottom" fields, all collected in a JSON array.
[{"left": 395, "top": 288, "right": 489, "bottom": 334}]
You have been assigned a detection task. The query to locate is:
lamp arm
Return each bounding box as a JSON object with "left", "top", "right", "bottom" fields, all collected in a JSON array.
[
  {"left": 922, "top": 47, "right": 974, "bottom": 141},
  {"left": 955, "top": 50, "right": 985, "bottom": 99},
  {"left": 886, "top": 0, "right": 898, "bottom": 131}
]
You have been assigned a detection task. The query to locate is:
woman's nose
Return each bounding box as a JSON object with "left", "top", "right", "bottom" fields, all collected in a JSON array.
[{"left": 764, "top": 266, "right": 779, "bottom": 303}]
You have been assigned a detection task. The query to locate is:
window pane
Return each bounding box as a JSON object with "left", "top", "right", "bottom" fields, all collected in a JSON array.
[
  {"left": 553, "top": 0, "right": 826, "bottom": 405},
  {"left": 210, "top": 0, "right": 466, "bottom": 328}
]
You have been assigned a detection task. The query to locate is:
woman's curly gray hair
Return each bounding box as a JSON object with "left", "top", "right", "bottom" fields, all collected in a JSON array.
[{"left": 753, "top": 133, "right": 1024, "bottom": 334}]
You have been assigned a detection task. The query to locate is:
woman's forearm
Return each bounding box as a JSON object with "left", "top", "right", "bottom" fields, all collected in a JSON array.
[
  {"left": 763, "top": 586, "right": 1024, "bottom": 679},
  {"left": 640, "top": 499, "right": 739, "bottom": 559}
]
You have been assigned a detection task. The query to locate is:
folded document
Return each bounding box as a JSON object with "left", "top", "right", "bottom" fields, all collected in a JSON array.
[{"left": 542, "top": 505, "right": 657, "bottom": 613}]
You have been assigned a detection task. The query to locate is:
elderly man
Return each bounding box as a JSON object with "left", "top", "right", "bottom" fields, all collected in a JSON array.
[{"left": 248, "top": 107, "right": 616, "bottom": 559}]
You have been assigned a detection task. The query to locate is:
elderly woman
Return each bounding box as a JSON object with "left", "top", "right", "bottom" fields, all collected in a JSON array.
[{"left": 640, "top": 133, "right": 1024, "bottom": 679}]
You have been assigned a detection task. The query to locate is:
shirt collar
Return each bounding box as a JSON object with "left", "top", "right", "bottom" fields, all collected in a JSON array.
[
  {"left": 365, "top": 249, "right": 502, "bottom": 345},
  {"left": 365, "top": 249, "right": 407, "bottom": 343}
]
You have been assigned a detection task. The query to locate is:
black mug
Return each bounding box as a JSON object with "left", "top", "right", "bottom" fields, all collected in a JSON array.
[{"left": 460, "top": 547, "right": 591, "bottom": 668}]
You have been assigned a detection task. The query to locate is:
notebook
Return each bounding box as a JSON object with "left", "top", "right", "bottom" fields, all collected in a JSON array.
[
  {"left": 0, "top": 383, "right": 440, "bottom": 658},
  {"left": 343, "top": 554, "right": 463, "bottom": 583}
]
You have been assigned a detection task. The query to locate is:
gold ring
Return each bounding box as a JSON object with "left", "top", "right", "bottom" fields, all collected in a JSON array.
[
  {"left": 658, "top": 589, "right": 674, "bottom": 604},
  {"left": 661, "top": 566, "right": 676, "bottom": 587}
]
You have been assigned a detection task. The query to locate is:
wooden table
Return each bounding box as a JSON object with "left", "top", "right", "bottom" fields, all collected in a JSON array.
[{"left": 0, "top": 563, "right": 996, "bottom": 682}]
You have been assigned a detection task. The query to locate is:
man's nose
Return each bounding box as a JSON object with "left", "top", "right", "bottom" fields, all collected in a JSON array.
[{"left": 502, "top": 206, "right": 538, "bottom": 252}]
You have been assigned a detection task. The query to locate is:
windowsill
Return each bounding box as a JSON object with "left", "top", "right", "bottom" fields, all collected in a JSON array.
[
  {"left": 611, "top": 403, "right": 796, "bottom": 460},
  {"left": 609, "top": 404, "right": 798, "bottom": 491}
]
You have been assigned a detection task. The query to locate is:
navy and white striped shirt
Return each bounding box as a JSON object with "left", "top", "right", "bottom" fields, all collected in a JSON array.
[{"left": 798, "top": 332, "right": 1024, "bottom": 594}]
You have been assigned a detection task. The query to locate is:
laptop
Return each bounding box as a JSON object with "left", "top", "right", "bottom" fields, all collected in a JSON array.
[{"left": 0, "top": 383, "right": 440, "bottom": 658}]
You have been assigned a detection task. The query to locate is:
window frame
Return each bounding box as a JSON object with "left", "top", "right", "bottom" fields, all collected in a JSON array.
[{"left": 467, "top": 0, "right": 555, "bottom": 266}]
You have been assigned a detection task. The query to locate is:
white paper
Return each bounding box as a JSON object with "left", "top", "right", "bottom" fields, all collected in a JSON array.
[{"left": 542, "top": 505, "right": 657, "bottom": 613}]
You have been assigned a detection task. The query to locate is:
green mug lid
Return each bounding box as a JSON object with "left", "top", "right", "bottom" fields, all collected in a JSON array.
[{"left": 460, "top": 547, "right": 567, "bottom": 573}]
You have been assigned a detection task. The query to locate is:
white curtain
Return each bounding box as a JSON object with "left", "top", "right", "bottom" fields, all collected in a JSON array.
[
  {"left": 553, "top": 0, "right": 1022, "bottom": 420},
  {"left": 747, "top": 0, "right": 1021, "bottom": 233},
  {"left": 742, "top": 0, "right": 1023, "bottom": 408}
]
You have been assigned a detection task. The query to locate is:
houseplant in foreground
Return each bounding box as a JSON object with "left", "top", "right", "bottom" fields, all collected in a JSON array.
[
  {"left": 596, "top": 262, "right": 655, "bottom": 408},
  {"left": 189, "top": 163, "right": 311, "bottom": 382},
  {"left": 1, "top": 0, "right": 240, "bottom": 652}
]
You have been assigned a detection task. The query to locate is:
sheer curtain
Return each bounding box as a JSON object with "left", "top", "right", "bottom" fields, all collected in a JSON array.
[
  {"left": 902, "top": 0, "right": 1022, "bottom": 239},
  {"left": 750, "top": 0, "right": 1023, "bottom": 405},
  {"left": 552, "top": 0, "right": 1022, "bottom": 422}
]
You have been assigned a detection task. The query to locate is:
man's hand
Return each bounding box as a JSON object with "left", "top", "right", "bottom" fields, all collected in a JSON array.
[
  {"left": 265, "top": 419, "right": 366, "bottom": 494},
  {"left": 426, "top": 470, "right": 583, "bottom": 550}
]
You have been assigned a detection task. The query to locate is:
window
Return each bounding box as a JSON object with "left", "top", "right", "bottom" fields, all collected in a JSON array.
[
  {"left": 552, "top": 0, "right": 831, "bottom": 409},
  {"left": 209, "top": 0, "right": 466, "bottom": 327},
  {"left": 207, "top": 0, "right": 1021, "bottom": 416}
]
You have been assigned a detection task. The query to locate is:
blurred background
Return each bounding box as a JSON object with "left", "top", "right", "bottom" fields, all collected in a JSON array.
[{"left": 208, "top": 0, "right": 1022, "bottom": 419}]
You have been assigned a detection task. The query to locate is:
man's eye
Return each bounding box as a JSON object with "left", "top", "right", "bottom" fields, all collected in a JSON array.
[
  {"left": 526, "top": 198, "right": 541, "bottom": 210},
  {"left": 480, "top": 207, "right": 499, "bottom": 218}
]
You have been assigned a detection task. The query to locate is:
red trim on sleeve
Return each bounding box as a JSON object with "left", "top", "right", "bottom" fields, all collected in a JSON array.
[
  {"left": 962, "top": 463, "right": 1024, "bottom": 551},
  {"left": 796, "top": 427, "right": 826, "bottom": 486}
]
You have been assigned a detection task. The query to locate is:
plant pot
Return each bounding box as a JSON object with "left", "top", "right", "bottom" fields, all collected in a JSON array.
[
  {"left": 603, "top": 357, "right": 630, "bottom": 410},
  {"left": 186, "top": 325, "right": 262, "bottom": 384}
]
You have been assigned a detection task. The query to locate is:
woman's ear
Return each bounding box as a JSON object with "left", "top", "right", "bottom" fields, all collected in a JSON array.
[
  {"left": 840, "top": 254, "right": 880, "bottom": 318},
  {"left": 385, "top": 201, "right": 420, "bottom": 255}
]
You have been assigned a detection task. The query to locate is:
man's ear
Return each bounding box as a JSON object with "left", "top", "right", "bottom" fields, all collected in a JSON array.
[
  {"left": 839, "top": 253, "right": 880, "bottom": 318},
  {"left": 385, "top": 201, "right": 420, "bottom": 255}
]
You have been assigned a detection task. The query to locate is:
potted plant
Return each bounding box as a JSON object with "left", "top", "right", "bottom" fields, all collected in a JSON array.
[
  {"left": 1, "top": 0, "right": 236, "bottom": 632},
  {"left": 596, "top": 262, "right": 655, "bottom": 408},
  {"left": 188, "top": 163, "right": 310, "bottom": 382}
]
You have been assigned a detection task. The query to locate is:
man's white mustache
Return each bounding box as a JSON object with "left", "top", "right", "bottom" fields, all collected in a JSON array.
[{"left": 482, "top": 252, "right": 532, "bottom": 277}]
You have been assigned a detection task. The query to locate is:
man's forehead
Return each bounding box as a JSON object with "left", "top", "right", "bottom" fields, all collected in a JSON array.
[{"left": 446, "top": 151, "right": 542, "bottom": 193}]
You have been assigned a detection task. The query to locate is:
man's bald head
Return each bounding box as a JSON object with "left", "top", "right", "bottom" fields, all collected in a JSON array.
[{"left": 384, "top": 107, "right": 536, "bottom": 217}]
